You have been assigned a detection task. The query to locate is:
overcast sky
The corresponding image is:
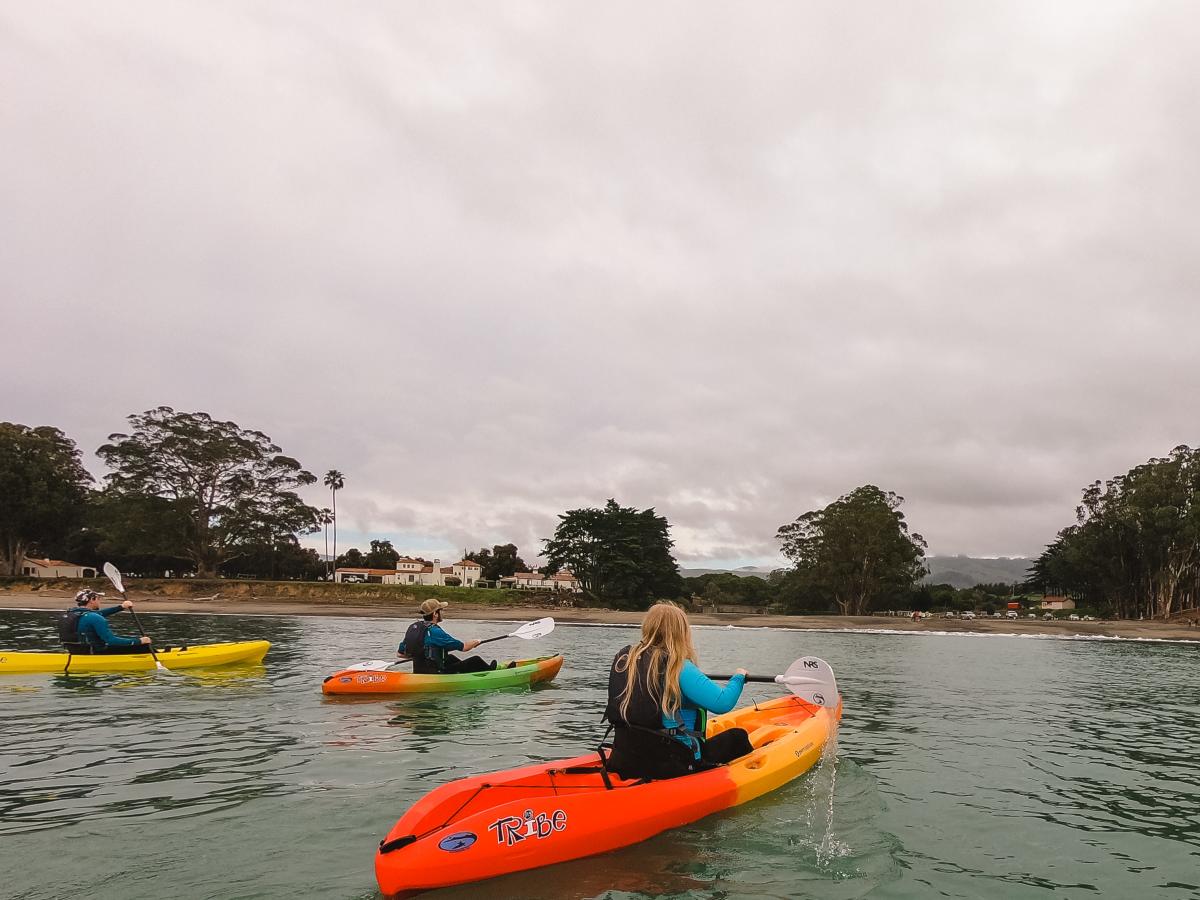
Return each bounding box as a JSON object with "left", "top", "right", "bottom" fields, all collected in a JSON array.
[{"left": 4, "top": 2, "right": 1199, "bottom": 568}]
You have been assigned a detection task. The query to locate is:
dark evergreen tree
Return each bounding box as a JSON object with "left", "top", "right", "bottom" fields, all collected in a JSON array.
[{"left": 543, "top": 499, "right": 681, "bottom": 608}]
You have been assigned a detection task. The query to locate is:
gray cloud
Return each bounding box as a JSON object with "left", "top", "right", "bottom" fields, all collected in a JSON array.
[{"left": 3, "top": 2, "right": 1199, "bottom": 566}]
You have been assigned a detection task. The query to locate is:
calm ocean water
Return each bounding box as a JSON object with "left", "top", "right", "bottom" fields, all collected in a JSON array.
[{"left": 1, "top": 609, "right": 1197, "bottom": 899}]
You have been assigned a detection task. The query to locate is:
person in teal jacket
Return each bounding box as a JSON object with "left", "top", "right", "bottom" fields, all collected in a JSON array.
[
  {"left": 399, "top": 599, "right": 495, "bottom": 674},
  {"left": 605, "top": 602, "right": 753, "bottom": 779},
  {"left": 60, "top": 589, "right": 153, "bottom": 654}
]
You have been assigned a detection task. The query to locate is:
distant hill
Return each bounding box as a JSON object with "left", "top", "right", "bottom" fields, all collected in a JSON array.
[
  {"left": 679, "top": 565, "right": 774, "bottom": 580},
  {"left": 680, "top": 557, "right": 1035, "bottom": 589},
  {"left": 923, "top": 556, "right": 1035, "bottom": 589}
]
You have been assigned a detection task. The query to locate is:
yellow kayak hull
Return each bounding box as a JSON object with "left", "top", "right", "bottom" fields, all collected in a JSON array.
[{"left": 0, "top": 641, "right": 271, "bottom": 673}]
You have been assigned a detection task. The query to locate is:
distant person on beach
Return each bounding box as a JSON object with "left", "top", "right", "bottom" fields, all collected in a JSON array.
[
  {"left": 398, "top": 599, "right": 495, "bottom": 674},
  {"left": 60, "top": 590, "right": 153, "bottom": 653},
  {"left": 604, "top": 602, "right": 754, "bottom": 780}
]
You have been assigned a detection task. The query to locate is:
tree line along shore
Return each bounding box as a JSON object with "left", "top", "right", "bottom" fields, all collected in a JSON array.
[
  {"left": 4, "top": 408, "right": 1199, "bottom": 621},
  {"left": 2, "top": 581, "right": 1197, "bottom": 643}
]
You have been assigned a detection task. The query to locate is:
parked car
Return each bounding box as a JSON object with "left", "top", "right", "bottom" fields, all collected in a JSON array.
[
  {"left": 1068, "top": 613, "right": 1080, "bottom": 621},
  {"left": 961, "top": 611, "right": 976, "bottom": 620},
  {"left": 1043, "top": 612, "right": 1054, "bottom": 620},
  {"left": 342, "top": 575, "right": 365, "bottom": 583},
  {"left": 943, "top": 611, "right": 957, "bottom": 618},
  {"left": 1082, "top": 615, "right": 1096, "bottom": 621},
  {"left": 1006, "top": 611, "right": 1019, "bottom": 619},
  {"left": 992, "top": 612, "right": 1003, "bottom": 618}
]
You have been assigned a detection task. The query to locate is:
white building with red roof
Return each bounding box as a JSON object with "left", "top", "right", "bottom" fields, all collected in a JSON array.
[
  {"left": 335, "top": 555, "right": 569, "bottom": 590},
  {"left": 21, "top": 557, "right": 97, "bottom": 579},
  {"left": 389, "top": 558, "right": 483, "bottom": 587},
  {"left": 499, "top": 570, "right": 581, "bottom": 592}
]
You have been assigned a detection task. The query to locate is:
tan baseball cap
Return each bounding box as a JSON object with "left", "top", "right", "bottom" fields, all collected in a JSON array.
[{"left": 419, "top": 599, "right": 449, "bottom": 616}]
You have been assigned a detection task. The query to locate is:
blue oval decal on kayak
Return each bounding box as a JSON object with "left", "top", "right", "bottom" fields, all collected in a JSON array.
[{"left": 438, "top": 831, "right": 477, "bottom": 852}]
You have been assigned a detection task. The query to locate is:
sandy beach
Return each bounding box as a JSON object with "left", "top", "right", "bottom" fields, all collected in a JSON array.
[{"left": 3, "top": 589, "right": 1197, "bottom": 641}]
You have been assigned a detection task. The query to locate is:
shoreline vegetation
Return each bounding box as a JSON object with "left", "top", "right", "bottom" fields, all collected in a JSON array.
[
  {"left": 7, "top": 413, "right": 1199, "bottom": 625},
  {"left": 2, "top": 580, "right": 1197, "bottom": 642}
]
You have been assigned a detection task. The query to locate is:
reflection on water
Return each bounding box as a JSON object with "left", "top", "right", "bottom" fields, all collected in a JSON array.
[{"left": 1, "top": 609, "right": 1199, "bottom": 900}]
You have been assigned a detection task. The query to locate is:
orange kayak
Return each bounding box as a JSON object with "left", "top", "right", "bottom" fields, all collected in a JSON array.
[
  {"left": 322, "top": 654, "right": 563, "bottom": 695},
  {"left": 374, "top": 692, "right": 841, "bottom": 896}
]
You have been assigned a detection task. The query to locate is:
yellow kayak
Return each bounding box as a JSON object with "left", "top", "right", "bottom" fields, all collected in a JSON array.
[{"left": 0, "top": 641, "right": 271, "bottom": 674}]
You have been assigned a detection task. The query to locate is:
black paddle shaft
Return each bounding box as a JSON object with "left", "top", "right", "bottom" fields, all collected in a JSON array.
[
  {"left": 476, "top": 634, "right": 512, "bottom": 647},
  {"left": 705, "top": 674, "right": 776, "bottom": 683},
  {"left": 128, "top": 607, "right": 150, "bottom": 637},
  {"left": 122, "top": 594, "right": 164, "bottom": 666}
]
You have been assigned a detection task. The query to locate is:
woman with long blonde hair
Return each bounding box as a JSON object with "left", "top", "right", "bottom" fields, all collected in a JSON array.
[{"left": 604, "top": 602, "right": 753, "bottom": 780}]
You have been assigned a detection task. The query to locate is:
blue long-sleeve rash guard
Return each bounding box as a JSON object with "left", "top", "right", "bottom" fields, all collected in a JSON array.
[
  {"left": 78, "top": 606, "right": 140, "bottom": 648},
  {"left": 664, "top": 661, "right": 746, "bottom": 756},
  {"left": 423, "top": 624, "right": 465, "bottom": 653}
]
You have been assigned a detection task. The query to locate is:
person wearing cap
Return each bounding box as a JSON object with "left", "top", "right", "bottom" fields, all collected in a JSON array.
[
  {"left": 398, "top": 599, "right": 495, "bottom": 674},
  {"left": 59, "top": 589, "right": 153, "bottom": 654}
]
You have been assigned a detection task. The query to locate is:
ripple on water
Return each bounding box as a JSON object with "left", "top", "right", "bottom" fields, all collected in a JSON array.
[{"left": 2, "top": 611, "right": 1199, "bottom": 900}]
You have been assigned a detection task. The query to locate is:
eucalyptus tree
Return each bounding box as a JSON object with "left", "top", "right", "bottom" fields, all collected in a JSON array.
[
  {"left": 1033, "top": 445, "right": 1200, "bottom": 619},
  {"left": 0, "top": 423, "right": 93, "bottom": 575},
  {"left": 97, "top": 407, "right": 320, "bottom": 577},
  {"left": 777, "top": 485, "right": 927, "bottom": 616},
  {"left": 323, "top": 470, "right": 345, "bottom": 577}
]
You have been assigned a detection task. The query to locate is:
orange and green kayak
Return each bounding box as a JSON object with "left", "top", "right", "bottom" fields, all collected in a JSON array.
[
  {"left": 322, "top": 654, "right": 563, "bottom": 695},
  {"left": 373, "top": 692, "right": 841, "bottom": 896}
]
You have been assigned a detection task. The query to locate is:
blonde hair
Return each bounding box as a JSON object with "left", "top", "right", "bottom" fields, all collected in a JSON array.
[{"left": 618, "top": 602, "right": 697, "bottom": 723}]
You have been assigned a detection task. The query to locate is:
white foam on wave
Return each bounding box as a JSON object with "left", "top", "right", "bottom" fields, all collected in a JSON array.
[{"left": 737, "top": 625, "right": 1200, "bottom": 646}]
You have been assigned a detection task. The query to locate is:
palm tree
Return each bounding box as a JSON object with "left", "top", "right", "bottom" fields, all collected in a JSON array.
[
  {"left": 318, "top": 508, "right": 333, "bottom": 580},
  {"left": 323, "top": 470, "right": 345, "bottom": 580}
]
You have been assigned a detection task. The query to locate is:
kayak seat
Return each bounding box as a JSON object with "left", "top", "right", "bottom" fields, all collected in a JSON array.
[
  {"left": 604, "top": 725, "right": 721, "bottom": 782},
  {"left": 746, "top": 724, "right": 789, "bottom": 749}
]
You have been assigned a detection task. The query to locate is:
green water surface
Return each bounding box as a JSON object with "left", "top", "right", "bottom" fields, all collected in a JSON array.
[{"left": 1, "top": 610, "right": 1197, "bottom": 899}]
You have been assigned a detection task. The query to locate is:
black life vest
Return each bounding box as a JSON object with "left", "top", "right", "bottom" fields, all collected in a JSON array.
[
  {"left": 603, "top": 645, "right": 707, "bottom": 781},
  {"left": 400, "top": 619, "right": 441, "bottom": 674},
  {"left": 400, "top": 620, "right": 430, "bottom": 658},
  {"left": 604, "top": 645, "right": 667, "bottom": 730},
  {"left": 59, "top": 608, "right": 88, "bottom": 648}
]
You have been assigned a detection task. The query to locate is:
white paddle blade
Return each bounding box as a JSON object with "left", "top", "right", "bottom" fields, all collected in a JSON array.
[
  {"left": 345, "top": 659, "right": 394, "bottom": 672},
  {"left": 510, "top": 617, "right": 555, "bottom": 640},
  {"left": 102, "top": 562, "right": 126, "bottom": 594},
  {"left": 776, "top": 656, "right": 839, "bottom": 709}
]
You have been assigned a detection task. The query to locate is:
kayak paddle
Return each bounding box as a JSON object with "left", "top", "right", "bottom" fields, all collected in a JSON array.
[
  {"left": 103, "top": 562, "right": 169, "bottom": 673},
  {"left": 707, "top": 656, "right": 839, "bottom": 709},
  {"left": 347, "top": 617, "right": 557, "bottom": 672}
]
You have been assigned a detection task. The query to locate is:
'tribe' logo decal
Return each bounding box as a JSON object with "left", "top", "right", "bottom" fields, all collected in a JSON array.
[{"left": 488, "top": 809, "right": 567, "bottom": 847}]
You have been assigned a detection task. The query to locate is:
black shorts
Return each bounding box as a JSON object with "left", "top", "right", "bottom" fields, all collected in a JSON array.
[
  {"left": 95, "top": 644, "right": 154, "bottom": 655},
  {"left": 607, "top": 725, "right": 753, "bottom": 780}
]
